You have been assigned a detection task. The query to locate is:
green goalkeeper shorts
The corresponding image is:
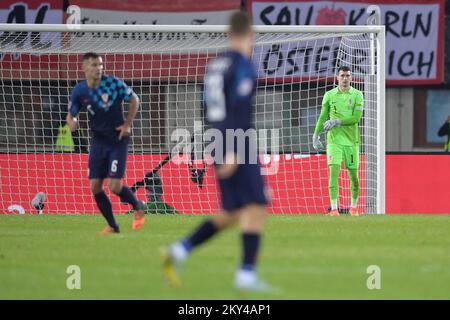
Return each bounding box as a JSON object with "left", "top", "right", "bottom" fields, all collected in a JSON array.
[{"left": 326, "top": 144, "right": 360, "bottom": 170}]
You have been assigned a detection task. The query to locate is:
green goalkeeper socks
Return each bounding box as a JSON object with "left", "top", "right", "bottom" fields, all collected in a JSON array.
[
  {"left": 329, "top": 164, "right": 340, "bottom": 209},
  {"left": 348, "top": 169, "right": 360, "bottom": 207},
  {"left": 329, "top": 165, "right": 360, "bottom": 210}
]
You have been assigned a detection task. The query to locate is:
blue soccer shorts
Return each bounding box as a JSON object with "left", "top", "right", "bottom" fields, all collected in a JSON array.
[
  {"left": 217, "top": 164, "right": 269, "bottom": 212},
  {"left": 88, "top": 139, "right": 129, "bottom": 179}
]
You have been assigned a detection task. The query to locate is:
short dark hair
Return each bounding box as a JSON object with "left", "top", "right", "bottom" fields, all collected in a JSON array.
[
  {"left": 83, "top": 52, "right": 100, "bottom": 61},
  {"left": 229, "top": 11, "right": 252, "bottom": 36},
  {"left": 338, "top": 66, "right": 351, "bottom": 73}
]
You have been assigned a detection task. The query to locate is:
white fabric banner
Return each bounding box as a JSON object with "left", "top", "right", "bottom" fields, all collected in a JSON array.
[
  {"left": 78, "top": 8, "right": 236, "bottom": 26},
  {"left": 0, "top": 0, "right": 63, "bottom": 55},
  {"left": 250, "top": 0, "right": 444, "bottom": 84}
]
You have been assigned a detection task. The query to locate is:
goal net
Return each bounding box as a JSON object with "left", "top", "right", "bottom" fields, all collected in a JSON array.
[{"left": 0, "top": 24, "right": 385, "bottom": 215}]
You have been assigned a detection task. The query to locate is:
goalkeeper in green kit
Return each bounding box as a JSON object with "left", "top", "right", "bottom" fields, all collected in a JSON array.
[{"left": 312, "top": 66, "right": 363, "bottom": 216}]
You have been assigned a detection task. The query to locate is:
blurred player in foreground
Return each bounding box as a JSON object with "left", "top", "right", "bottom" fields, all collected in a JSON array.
[
  {"left": 67, "top": 52, "right": 146, "bottom": 233},
  {"left": 161, "top": 11, "right": 271, "bottom": 292}
]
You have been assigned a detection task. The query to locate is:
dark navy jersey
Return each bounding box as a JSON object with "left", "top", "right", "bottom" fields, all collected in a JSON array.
[
  {"left": 204, "top": 50, "right": 257, "bottom": 163},
  {"left": 69, "top": 75, "right": 136, "bottom": 143}
]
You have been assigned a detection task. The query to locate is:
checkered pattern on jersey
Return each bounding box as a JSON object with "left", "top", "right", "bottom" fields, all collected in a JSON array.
[{"left": 88, "top": 75, "right": 133, "bottom": 110}]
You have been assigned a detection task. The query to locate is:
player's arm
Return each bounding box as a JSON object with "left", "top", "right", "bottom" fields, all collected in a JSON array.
[
  {"left": 123, "top": 94, "right": 140, "bottom": 127},
  {"left": 206, "top": 117, "right": 239, "bottom": 179},
  {"left": 340, "top": 109, "right": 363, "bottom": 126},
  {"left": 116, "top": 81, "right": 140, "bottom": 140},
  {"left": 214, "top": 101, "right": 239, "bottom": 180},
  {"left": 314, "top": 91, "right": 330, "bottom": 135},
  {"left": 312, "top": 92, "right": 329, "bottom": 151},
  {"left": 204, "top": 65, "right": 245, "bottom": 179},
  {"left": 217, "top": 66, "right": 257, "bottom": 179},
  {"left": 66, "top": 113, "right": 78, "bottom": 132},
  {"left": 340, "top": 91, "right": 364, "bottom": 125},
  {"left": 66, "top": 87, "right": 81, "bottom": 132},
  {"left": 323, "top": 91, "right": 364, "bottom": 130},
  {"left": 216, "top": 153, "right": 239, "bottom": 180}
]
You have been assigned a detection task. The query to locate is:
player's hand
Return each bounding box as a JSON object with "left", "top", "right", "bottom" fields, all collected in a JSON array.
[
  {"left": 312, "top": 134, "right": 324, "bottom": 152},
  {"left": 67, "top": 117, "right": 78, "bottom": 132},
  {"left": 216, "top": 163, "right": 238, "bottom": 179},
  {"left": 116, "top": 124, "right": 131, "bottom": 140},
  {"left": 216, "top": 153, "right": 238, "bottom": 179},
  {"left": 323, "top": 119, "right": 342, "bottom": 131}
]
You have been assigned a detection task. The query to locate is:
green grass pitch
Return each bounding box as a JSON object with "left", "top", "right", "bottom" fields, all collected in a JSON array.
[{"left": 1, "top": 214, "right": 449, "bottom": 299}]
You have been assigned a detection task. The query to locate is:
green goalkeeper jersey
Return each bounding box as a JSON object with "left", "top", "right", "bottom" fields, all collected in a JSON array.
[{"left": 314, "top": 86, "right": 364, "bottom": 146}]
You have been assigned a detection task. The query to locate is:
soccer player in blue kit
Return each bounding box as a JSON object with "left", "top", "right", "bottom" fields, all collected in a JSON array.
[
  {"left": 162, "top": 11, "right": 271, "bottom": 292},
  {"left": 66, "top": 52, "right": 146, "bottom": 234}
]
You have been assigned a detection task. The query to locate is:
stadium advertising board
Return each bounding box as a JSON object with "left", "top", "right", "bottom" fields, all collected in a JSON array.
[
  {"left": 1, "top": 154, "right": 449, "bottom": 214},
  {"left": 248, "top": 0, "right": 445, "bottom": 85}
]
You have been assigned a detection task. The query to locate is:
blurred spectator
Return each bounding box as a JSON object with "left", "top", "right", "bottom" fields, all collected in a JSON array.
[
  {"left": 437, "top": 115, "right": 450, "bottom": 152},
  {"left": 49, "top": 94, "right": 88, "bottom": 153}
]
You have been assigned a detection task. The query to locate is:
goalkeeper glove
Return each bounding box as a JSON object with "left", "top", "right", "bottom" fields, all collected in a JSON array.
[
  {"left": 323, "top": 119, "right": 342, "bottom": 131},
  {"left": 312, "top": 134, "right": 324, "bottom": 152}
]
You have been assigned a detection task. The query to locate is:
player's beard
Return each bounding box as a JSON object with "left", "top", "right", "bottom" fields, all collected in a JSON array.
[
  {"left": 340, "top": 82, "right": 350, "bottom": 90},
  {"left": 94, "top": 71, "right": 102, "bottom": 80},
  {"left": 90, "top": 72, "right": 102, "bottom": 84}
]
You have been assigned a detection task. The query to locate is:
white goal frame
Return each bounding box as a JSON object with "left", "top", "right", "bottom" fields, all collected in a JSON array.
[{"left": 0, "top": 23, "right": 385, "bottom": 214}]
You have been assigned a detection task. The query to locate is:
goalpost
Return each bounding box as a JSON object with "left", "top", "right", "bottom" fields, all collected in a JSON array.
[{"left": 0, "top": 24, "right": 385, "bottom": 215}]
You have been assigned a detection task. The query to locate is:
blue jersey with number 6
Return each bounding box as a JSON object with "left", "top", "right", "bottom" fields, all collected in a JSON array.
[
  {"left": 69, "top": 75, "right": 135, "bottom": 179},
  {"left": 69, "top": 75, "right": 135, "bottom": 144}
]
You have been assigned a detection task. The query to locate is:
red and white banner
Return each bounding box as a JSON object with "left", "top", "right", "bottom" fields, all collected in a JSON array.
[
  {"left": 70, "top": 0, "right": 240, "bottom": 25},
  {"left": 1, "top": 0, "right": 444, "bottom": 84},
  {"left": 0, "top": 0, "right": 64, "bottom": 63},
  {"left": 0, "top": 0, "right": 63, "bottom": 24},
  {"left": 247, "top": 0, "right": 445, "bottom": 85},
  {"left": 0, "top": 0, "right": 240, "bottom": 80},
  {"left": 0, "top": 1, "right": 64, "bottom": 78}
]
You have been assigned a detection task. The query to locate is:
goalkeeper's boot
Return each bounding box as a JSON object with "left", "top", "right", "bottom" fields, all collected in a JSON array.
[
  {"left": 160, "top": 246, "right": 182, "bottom": 288},
  {"left": 100, "top": 225, "right": 120, "bottom": 234},
  {"left": 132, "top": 201, "right": 146, "bottom": 230},
  {"left": 349, "top": 208, "right": 360, "bottom": 216},
  {"left": 328, "top": 209, "right": 340, "bottom": 216}
]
